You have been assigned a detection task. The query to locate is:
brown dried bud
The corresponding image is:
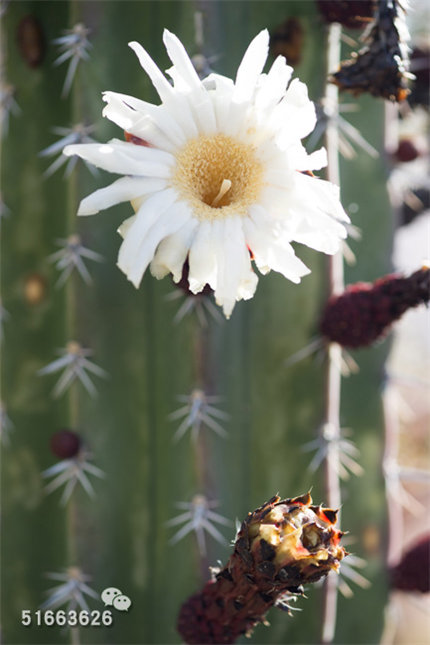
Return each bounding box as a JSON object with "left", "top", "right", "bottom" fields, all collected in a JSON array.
[
  {"left": 17, "top": 16, "right": 45, "bottom": 68},
  {"left": 331, "top": 0, "right": 411, "bottom": 102},
  {"left": 177, "top": 493, "right": 346, "bottom": 644},
  {"left": 319, "top": 267, "right": 430, "bottom": 348},
  {"left": 270, "top": 18, "right": 305, "bottom": 67}
]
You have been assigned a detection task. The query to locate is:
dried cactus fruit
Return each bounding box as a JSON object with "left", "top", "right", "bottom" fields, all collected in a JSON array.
[
  {"left": 177, "top": 493, "right": 346, "bottom": 644},
  {"left": 319, "top": 266, "right": 430, "bottom": 348},
  {"left": 331, "top": 0, "right": 411, "bottom": 102}
]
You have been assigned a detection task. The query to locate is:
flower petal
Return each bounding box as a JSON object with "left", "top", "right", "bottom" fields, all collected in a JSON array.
[
  {"left": 123, "top": 201, "right": 191, "bottom": 287},
  {"left": 150, "top": 217, "right": 198, "bottom": 282},
  {"left": 255, "top": 55, "right": 293, "bottom": 112},
  {"left": 102, "top": 91, "right": 182, "bottom": 150},
  {"left": 233, "top": 29, "right": 270, "bottom": 103},
  {"left": 64, "top": 139, "right": 174, "bottom": 177},
  {"left": 128, "top": 40, "right": 176, "bottom": 103},
  {"left": 163, "top": 29, "right": 202, "bottom": 91},
  {"left": 273, "top": 79, "right": 317, "bottom": 145},
  {"left": 77, "top": 176, "right": 167, "bottom": 215},
  {"left": 188, "top": 220, "right": 218, "bottom": 294},
  {"left": 244, "top": 210, "right": 310, "bottom": 282},
  {"left": 117, "top": 188, "right": 178, "bottom": 275},
  {"left": 212, "top": 218, "right": 258, "bottom": 317}
]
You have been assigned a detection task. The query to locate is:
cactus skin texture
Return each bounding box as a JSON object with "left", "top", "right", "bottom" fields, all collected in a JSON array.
[
  {"left": 320, "top": 267, "right": 430, "bottom": 348},
  {"left": 177, "top": 493, "right": 346, "bottom": 644}
]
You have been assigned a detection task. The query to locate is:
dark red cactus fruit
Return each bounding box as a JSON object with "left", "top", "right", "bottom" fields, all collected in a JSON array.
[
  {"left": 389, "top": 535, "right": 430, "bottom": 593},
  {"left": 319, "top": 267, "right": 430, "bottom": 349},
  {"left": 331, "top": 0, "right": 411, "bottom": 102},
  {"left": 316, "top": 0, "right": 375, "bottom": 29},
  {"left": 270, "top": 17, "right": 305, "bottom": 66},
  {"left": 50, "top": 430, "right": 82, "bottom": 459},
  {"left": 177, "top": 493, "right": 346, "bottom": 644},
  {"left": 17, "top": 16, "right": 45, "bottom": 68},
  {"left": 393, "top": 139, "right": 420, "bottom": 163}
]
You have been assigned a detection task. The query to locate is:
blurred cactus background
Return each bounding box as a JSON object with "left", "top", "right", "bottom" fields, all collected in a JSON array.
[{"left": 1, "top": 1, "right": 429, "bottom": 644}]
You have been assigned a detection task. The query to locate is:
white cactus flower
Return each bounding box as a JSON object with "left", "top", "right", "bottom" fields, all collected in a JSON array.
[{"left": 64, "top": 29, "right": 348, "bottom": 317}]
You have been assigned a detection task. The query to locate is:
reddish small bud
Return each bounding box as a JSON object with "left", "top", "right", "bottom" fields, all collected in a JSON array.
[
  {"left": 124, "top": 131, "right": 151, "bottom": 147},
  {"left": 389, "top": 535, "right": 430, "bottom": 593},
  {"left": 320, "top": 267, "right": 430, "bottom": 348},
  {"left": 50, "top": 430, "right": 81, "bottom": 459},
  {"left": 177, "top": 494, "right": 346, "bottom": 644},
  {"left": 316, "top": 0, "right": 375, "bottom": 29}
]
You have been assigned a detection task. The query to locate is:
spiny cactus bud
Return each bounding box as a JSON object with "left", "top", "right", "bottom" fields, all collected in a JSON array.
[
  {"left": 331, "top": 0, "right": 411, "bottom": 102},
  {"left": 320, "top": 266, "right": 430, "bottom": 349},
  {"left": 177, "top": 493, "right": 346, "bottom": 644},
  {"left": 50, "top": 429, "right": 81, "bottom": 459},
  {"left": 389, "top": 535, "right": 430, "bottom": 593}
]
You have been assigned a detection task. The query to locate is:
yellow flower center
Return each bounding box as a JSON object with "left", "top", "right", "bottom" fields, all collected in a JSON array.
[{"left": 172, "top": 134, "right": 263, "bottom": 221}]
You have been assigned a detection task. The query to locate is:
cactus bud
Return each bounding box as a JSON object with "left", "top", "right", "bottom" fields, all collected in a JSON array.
[
  {"left": 177, "top": 493, "right": 346, "bottom": 644},
  {"left": 319, "top": 267, "right": 430, "bottom": 348}
]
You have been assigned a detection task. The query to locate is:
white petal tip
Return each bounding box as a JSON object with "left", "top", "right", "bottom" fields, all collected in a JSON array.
[{"left": 77, "top": 204, "right": 98, "bottom": 216}]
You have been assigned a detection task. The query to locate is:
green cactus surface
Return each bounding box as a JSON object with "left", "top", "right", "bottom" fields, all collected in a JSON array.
[{"left": 2, "top": 2, "right": 392, "bottom": 644}]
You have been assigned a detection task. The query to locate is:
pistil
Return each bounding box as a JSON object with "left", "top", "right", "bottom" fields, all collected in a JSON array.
[{"left": 211, "top": 179, "right": 232, "bottom": 208}]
